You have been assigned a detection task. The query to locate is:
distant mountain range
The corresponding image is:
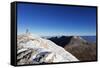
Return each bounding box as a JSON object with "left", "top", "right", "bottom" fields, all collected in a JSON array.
[{"left": 81, "top": 36, "right": 96, "bottom": 43}]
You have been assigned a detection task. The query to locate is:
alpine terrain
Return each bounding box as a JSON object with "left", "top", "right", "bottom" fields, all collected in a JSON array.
[{"left": 17, "top": 33, "right": 79, "bottom": 65}]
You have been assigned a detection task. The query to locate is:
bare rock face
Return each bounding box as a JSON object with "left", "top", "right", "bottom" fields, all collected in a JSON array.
[
  {"left": 69, "top": 36, "right": 87, "bottom": 46},
  {"left": 64, "top": 36, "right": 96, "bottom": 61},
  {"left": 17, "top": 34, "right": 79, "bottom": 65}
]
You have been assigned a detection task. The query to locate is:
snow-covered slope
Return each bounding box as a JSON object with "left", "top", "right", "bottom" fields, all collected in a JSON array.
[{"left": 17, "top": 33, "right": 79, "bottom": 65}]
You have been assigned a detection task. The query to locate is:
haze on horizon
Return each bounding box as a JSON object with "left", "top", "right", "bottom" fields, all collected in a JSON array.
[{"left": 17, "top": 3, "right": 97, "bottom": 36}]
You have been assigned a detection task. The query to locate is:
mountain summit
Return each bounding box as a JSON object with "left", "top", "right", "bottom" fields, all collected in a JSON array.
[
  {"left": 69, "top": 36, "right": 87, "bottom": 46},
  {"left": 17, "top": 33, "right": 79, "bottom": 65}
]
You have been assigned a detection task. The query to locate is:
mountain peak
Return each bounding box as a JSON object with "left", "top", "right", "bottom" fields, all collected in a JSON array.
[
  {"left": 17, "top": 34, "right": 79, "bottom": 65},
  {"left": 68, "top": 36, "right": 87, "bottom": 46},
  {"left": 72, "top": 36, "right": 87, "bottom": 42}
]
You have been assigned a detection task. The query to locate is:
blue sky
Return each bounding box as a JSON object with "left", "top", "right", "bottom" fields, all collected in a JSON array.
[{"left": 17, "top": 3, "right": 97, "bottom": 36}]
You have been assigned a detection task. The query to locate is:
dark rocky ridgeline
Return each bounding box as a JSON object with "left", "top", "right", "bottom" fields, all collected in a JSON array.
[
  {"left": 48, "top": 36, "right": 87, "bottom": 47},
  {"left": 48, "top": 36, "right": 72, "bottom": 47}
]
